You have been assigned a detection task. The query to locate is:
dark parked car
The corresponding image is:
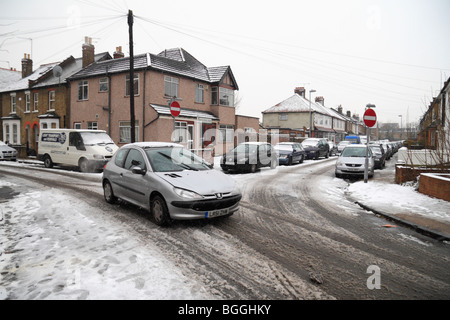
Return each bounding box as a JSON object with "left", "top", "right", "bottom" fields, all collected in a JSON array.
[
  {"left": 221, "top": 142, "right": 278, "bottom": 173},
  {"left": 301, "top": 138, "right": 330, "bottom": 160},
  {"left": 369, "top": 144, "right": 386, "bottom": 169},
  {"left": 274, "top": 142, "right": 305, "bottom": 165}
]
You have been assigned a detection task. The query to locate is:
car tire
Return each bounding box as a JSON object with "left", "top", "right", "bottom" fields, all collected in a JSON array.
[
  {"left": 299, "top": 155, "right": 304, "bottom": 164},
  {"left": 314, "top": 152, "right": 319, "bottom": 160},
  {"left": 79, "top": 158, "right": 89, "bottom": 173},
  {"left": 103, "top": 180, "right": 117, "bottom": 204},
  {"left": 249, "top": 164, "right": 257, "bottom": 173},
  {"left": 151, "top": 194, "right": 171, "bottom": 226},
  {"left": 44, "top": 155, "right": 53, "bottom": 168}
]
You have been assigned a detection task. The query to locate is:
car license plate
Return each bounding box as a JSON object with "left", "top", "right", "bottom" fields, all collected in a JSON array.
[{"left": 206, "top": 208, "right": 228, "bottom": 218}]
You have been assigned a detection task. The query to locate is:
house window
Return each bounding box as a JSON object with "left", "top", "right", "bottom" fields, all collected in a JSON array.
[
  {"left": 164, "top": 76, "right": 179, "bottom": 98},
  {"left": 99, "top": 77, "right": 108, "bottom": 92},
  {"left": 280, "top": 113, "right": 288, "bottom": 121},
  {"left": 219, "top": 124, "right": 234, "bottom": 142},
  {"left": 12, "top": 124, "right": 18, "bottom": 144},
  {"left": 211, "top": 87, "right": 218, "bottom": 105},
  {"left": 25, "top": 92, "right": 31, "bottom": 112},
  {"left": 33, "top": 92, "right": 39, "bottom": 112},
  {"left": 87, "top": 121, "right": 98, "bottom": 130},
  {"left": 119, "top": 121, "right": 139, "bottom": 143},
  {"left": 10, "top": 93, "right": 16, "bottom": 113},
  {"left": 219, "top": 87, "right": 234, "bottom": 107},
  {"left": 74, "top": 122, "right": 82, "bottom": 129},
  {"left": 48, "top": 90, "right": 56, "bottom": 110},
  {"left": 78, "top": 80, "right": 89, "bottom": 100},
  {"left": 174, "top": 121, "right": 188, "bottom": 143},
  {"left": 126, "top": 74, "right": 139, "bottom": 96},
  {"left": 195, "top": 84, "right": 204, "bottom": 103},
  {"left": 4, "top": 124, "right": 10, "bottom": 142}
]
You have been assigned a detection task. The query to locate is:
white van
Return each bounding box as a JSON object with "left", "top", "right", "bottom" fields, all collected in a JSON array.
[{"left": 38, "top": 129, "right": 118, "bottom": 172}]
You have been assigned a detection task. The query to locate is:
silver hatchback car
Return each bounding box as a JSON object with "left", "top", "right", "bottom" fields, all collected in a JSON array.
[{"left": 102, "top": 142, "right": 242, "bottom": 226}]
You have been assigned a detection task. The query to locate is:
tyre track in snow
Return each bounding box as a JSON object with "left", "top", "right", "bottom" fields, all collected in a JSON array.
[
  {"left": 227, "top": 160, "right": 450, "bottom": 299},
  {"left": 1, "top": 163, "right": 449, "bottom": 299}
]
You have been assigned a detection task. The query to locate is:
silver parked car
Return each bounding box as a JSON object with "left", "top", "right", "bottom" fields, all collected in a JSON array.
[
  {"left": 335, "top": 144, "right": 375, "bottom": 178},
  {"left": 102, "top": 142, "right": 242, "bottom": 226},
  {"left": 0, "top": 141, "right": 18, "bottom": 161}
]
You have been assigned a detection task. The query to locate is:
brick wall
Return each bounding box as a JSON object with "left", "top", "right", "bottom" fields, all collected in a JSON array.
[{"left": 418, "top": 173, "right": 450, "bottom": 201}]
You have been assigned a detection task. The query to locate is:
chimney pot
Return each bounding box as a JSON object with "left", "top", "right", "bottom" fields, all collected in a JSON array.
[
  {"left": 113, "top": 45, "right": 125, "bottom": 59},
  {"left": 82, "top": 36, "right": 95, "bottom": 68},
  {"left": 294, "top": 87, "right": 306, "bottom": 98}
]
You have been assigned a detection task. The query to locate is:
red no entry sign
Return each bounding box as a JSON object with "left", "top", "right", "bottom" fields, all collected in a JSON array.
[
  {"left": 363, "top": 108, "right": 377, "bottom": 127},
  {"left": 170, "top": 101, "right": 181, "bottom": 117}
]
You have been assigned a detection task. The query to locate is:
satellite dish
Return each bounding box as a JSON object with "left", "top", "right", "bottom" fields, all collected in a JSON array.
[{"left": 53, "top": 65, "right": 62, "bottom": 77}]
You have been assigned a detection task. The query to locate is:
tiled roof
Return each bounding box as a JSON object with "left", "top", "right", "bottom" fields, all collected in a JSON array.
[
  {"left": 69, "top": 48, "right": 238, "bottom": 88},
  {"left": 262, "top": 93, "right": 335, "bottom": 117},
  {"left": 0, "top": 68, "right": 21, "bottom": 91},
  {"left": 0, "top": 52, "right": 110, "bottom": 93}
]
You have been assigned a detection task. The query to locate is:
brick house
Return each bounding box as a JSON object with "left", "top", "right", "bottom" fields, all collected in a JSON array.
[
  {"left": 68, "top": 47, "right": 259, "bottom": 156},
  {"left": 0, "top": 39, "right": 110, "bottom": 157},
  {"left": 262, "top": 87, "right": 348, "bottom": 142},
  {"left": 0, "top": 67, "right": 21, "bottom": 141}
]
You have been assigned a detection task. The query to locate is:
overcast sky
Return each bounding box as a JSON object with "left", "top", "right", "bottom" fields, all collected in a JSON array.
[{"left": 1, "top": 0, "right": 449, "bottom": 124}]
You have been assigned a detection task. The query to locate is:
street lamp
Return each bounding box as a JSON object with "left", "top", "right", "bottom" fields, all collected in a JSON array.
[
  {"left": 309, "top": 89, "right": 316, "bottom": 137},
  {"left": 398, "top": 115, "right": 402, "bottom": 140}
]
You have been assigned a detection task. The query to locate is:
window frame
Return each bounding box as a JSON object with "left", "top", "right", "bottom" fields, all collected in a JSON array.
[
  {"left": 78, "top": 80, "right": 89, "bottom": 101},
  {"left": 48, "top": 90, "right": 56, "bottom": 111},
  {"left": 164, "top": 75, "right": 179, "bottom": 98},
  {"left": 125, "top": 74, "right": 139, "bottom": 96}
]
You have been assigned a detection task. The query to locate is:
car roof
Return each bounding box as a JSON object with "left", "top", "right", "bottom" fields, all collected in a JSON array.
[
  {"left": 125, "top": 142, "right": 183, "bottom": 149},
  {"left": 344, "top": 144, "right": 367, "bottom": 148}
]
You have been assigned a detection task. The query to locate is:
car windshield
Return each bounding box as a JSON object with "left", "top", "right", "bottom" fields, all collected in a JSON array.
[
  {"left": 369, "top": 146, "right": 382, "bottom": 155},
  {"left": 146, "top": 147, "right": 210, "bottom": 172},
  {"left": 80, "top": 132, "right": 115, "bottom": 146},
  {"left": 302, "top": 140, "right": 318, "bottom": 147},
  {"left": 341, "top": 147, "right": 368, "bottom": 157},
  {"left": 232, "top": 144, "right": 259, "bottom": 153},
  {"left": 274, "top": 144, "right": 293, "bottom": 152}
]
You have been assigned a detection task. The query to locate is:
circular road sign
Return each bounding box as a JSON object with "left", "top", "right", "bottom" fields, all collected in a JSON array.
[
  {"left": 363, "top": 108, "right": 377, "bottom": 128},
  {"left": 170, "top": 101, "right": 181, "bottom": 117}
]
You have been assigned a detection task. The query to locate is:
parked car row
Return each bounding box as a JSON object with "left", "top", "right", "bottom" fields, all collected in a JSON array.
[{"left": 334, "top": 139, "right": 402, "bottom": 179}]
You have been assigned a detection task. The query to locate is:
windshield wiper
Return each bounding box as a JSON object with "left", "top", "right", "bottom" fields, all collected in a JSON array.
[{"left": 157, "top": 152, "right": 198, "bottom": 171}]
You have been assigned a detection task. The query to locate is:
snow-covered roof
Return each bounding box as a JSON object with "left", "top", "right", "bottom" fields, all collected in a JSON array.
[
  {"left": 150, "top": 103, "right": 219, "bottom": 121},
  {"left": 0, "top": 52, "right": 110, "bottom": 93},
  {"left": 0, "top": 68, "right": 21, "bottom": 91},
  {"left": 262, "top": 93, "right": 332, "bottom": 116}
]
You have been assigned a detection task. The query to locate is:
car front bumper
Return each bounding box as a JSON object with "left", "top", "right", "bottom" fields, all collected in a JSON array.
[{"left": 169, "top": 194, "right": 242, "bottom": 220}]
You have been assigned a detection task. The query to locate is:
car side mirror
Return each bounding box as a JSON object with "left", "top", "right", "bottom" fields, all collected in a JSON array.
[{"left": 132, "top": 166, "right": 146, "bottom": 175}]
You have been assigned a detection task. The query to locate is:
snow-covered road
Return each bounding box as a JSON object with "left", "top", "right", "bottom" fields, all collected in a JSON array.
[{"left": 1, "top": 157, "right": 449, "bottom": 300}]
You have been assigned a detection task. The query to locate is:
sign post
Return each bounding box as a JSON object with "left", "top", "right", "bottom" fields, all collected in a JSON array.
[{"left": 363, "top": 106, "right": 377, "bottom": 183}]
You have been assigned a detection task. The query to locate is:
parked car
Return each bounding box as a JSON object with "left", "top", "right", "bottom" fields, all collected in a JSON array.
[
  {"left": 103, "top": 142, "right": 242, "bottom": 226},
  {"left": 327, "top": 140, "right": 338, "bottom": 156},
  {"left": 274, "top": 142, "right": 305, "bottom": 165},
  {"left": 369, "top": 144, "right": 386, "bottom": 169},
  {"left": 301, "top": 138, "right": 330, "bottom": 160},
  {"left": 335, "top": 144, "right": 375, "bottom": 178},
  {"left": 221, "top": 142, "right": 278, "bottom": 173},
  {"left": 337, "top": 141, "right": 351, "bottom": 154},
  {"left": 0, "top": 141, "right": 18, "bottom": 161},
  {"left": 344, "top": 135, "right": 361, "bottom": 144}
]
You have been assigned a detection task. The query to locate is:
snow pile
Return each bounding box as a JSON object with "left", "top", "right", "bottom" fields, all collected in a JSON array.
[{"left": 346, "top": 181, "right": 450, "bottom": 224}]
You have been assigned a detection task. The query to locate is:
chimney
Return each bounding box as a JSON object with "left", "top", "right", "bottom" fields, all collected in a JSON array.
[
  {"left": 82, "top": 36, "right": 95, "bottom": 68},
  {"left": 113, "top": 46, "right": 124, "bottom": 59},
  {"left": 315, "top": 96, "right": 324, "bottom": 106},
  {"left": 346, "top": 111, "right": 351, "bottom": 117},
  {"left": 294, "top": 87, "right": 306, "bottom": 98},
  {"left": 21, "top": 53, "right": 33, "bottom": 78},
  {"left": 338, "top": 105, "right": 343, "bottom": 114}
]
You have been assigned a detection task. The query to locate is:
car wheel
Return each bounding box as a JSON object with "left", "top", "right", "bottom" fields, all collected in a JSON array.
[
  {"left": 288, "top": 156, "right": 293, "bottom": 166},
  {"left": 44, "top": 155, "right": 53, "bottom": 168},
  {"left": 314, "top": 152, "right": 319, "bottom": 160},
  {"left": 325, "top": 151, "right": 329, "bottom": 158},
  {"left": 299, "top": 155, "right": 304, "bottom": 163},
  {"left": 249, "top": 164, "right": 257, "bottom": 173},
  {"left": 103, "top": 180, "right": 117, "bottom": 204},
  {"left": 151, "top": 195, "right": 171, "bottom": 226},
  {"left": 79, "top": 158, "right": 89, "bottom": 173}
]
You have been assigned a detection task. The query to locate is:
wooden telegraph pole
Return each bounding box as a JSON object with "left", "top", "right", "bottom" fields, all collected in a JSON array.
[{"left": 128, "top": 9, "right": 136, "bottom": 143}]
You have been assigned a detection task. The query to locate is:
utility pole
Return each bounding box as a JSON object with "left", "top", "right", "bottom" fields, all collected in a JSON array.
[{"left": 128, "top": 9, "right": 136, "bottom": 143}]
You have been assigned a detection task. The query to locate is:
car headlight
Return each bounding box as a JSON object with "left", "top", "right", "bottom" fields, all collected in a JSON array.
[
  {"left": 93, "top": 154, "right": 105, "bottom": 160},
  {"left": 279, "top": 155, "right": 288, "bottom": 159},
  {"left": 173, "top": 187, "right": 204, "bottom": 199}
]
